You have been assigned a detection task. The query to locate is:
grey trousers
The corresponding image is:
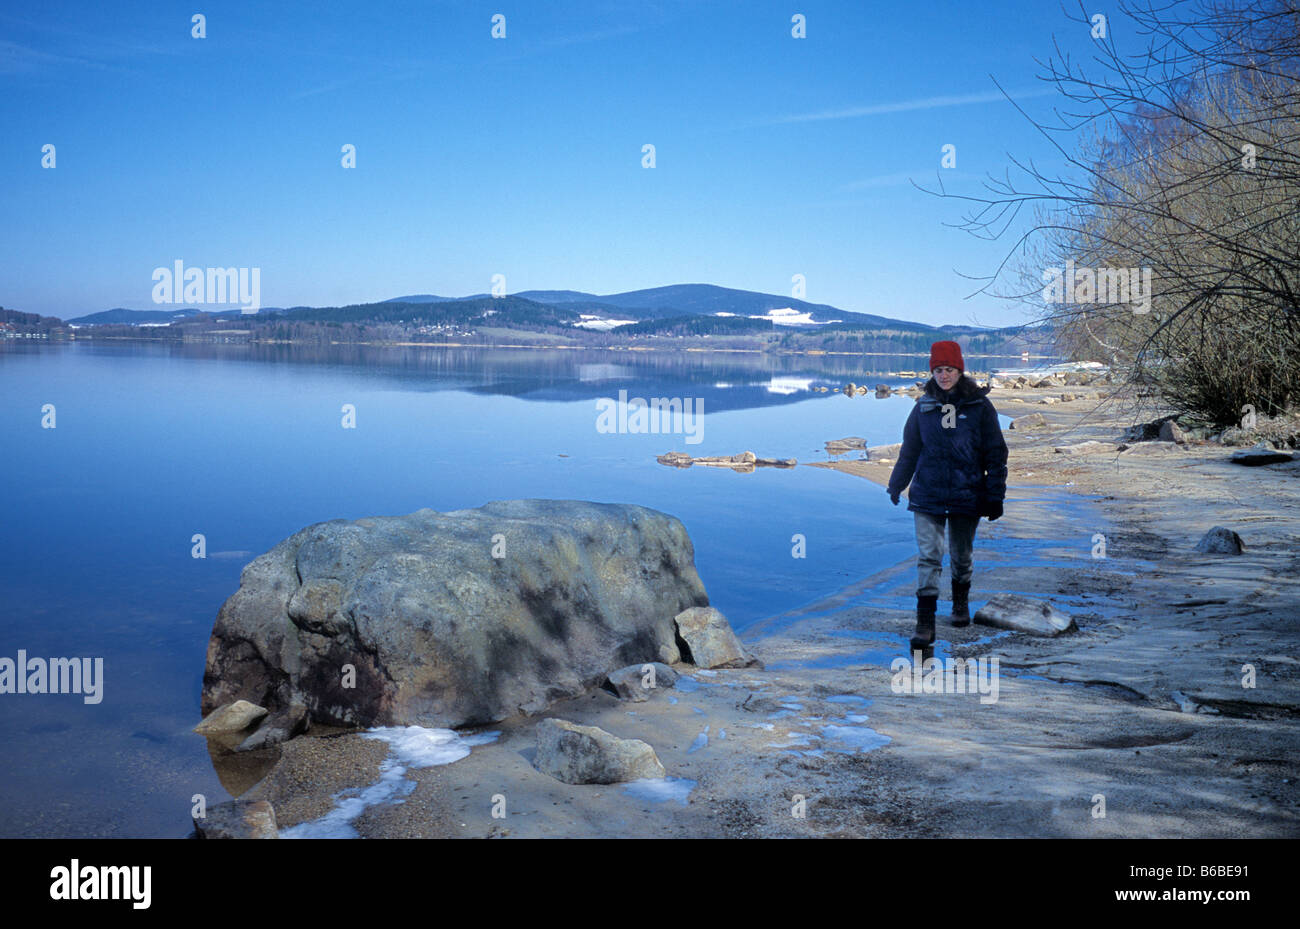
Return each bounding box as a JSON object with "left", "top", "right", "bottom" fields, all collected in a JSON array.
[{"left": 914, "top": 511, "right": 979, "bottom": 597}]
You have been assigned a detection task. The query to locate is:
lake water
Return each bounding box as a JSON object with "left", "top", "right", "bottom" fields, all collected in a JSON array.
[{"left": 0, "top": 341, "right": 1027, "bottom": 837}]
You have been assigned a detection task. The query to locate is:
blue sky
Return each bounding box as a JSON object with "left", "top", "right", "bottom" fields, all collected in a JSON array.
[{"left": 2, "top": 0, "right": 1103, "bottom": 327}]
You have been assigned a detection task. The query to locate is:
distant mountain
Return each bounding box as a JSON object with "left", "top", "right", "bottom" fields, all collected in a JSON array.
[
  {"left": 386, "top": 284, "right": 933, "bottom": 330},
  {"left": 513, "top": 290, "right": 604, "bottom": 304},
  {"left": 552, "top": 284, "right": 875, "bottom": 324},
  {"left": 64, "top": 284, "right": 947, "bottom": 333},
  {"left": 382, "top": 294, "right": 463, "bottom": 304},
  {"left": 66, "top": 307, "right": 274, "bottom": 325},
  {"left": 280, "top": 296, "right": 581, "bottom": 328},
  {"left": 67, "top": 307, "right": 203, "bottom": 325}
]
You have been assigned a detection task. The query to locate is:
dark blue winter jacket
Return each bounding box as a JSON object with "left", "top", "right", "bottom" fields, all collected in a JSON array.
[{"left": 887, "top": 376, "right": 1008, "bottom": 517}]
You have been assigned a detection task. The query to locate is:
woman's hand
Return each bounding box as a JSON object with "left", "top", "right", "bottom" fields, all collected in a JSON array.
[{"left": 981, "top": 499, "right": 1003, "bottom": 521}]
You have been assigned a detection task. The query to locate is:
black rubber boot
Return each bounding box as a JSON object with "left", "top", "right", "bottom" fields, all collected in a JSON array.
[
  {"left": 910, "top": 594, "right": 938, "bottom": 651},
  {"left": 952, "top": 580, "right": 972, "bottom": 627}
]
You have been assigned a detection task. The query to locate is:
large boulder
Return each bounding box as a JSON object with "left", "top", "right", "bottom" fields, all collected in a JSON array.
[
  {"left": 534, "top": 719, "right": 666, "bottom": 784},
  {"left": 974, "top": 594, "right": 1077, "bottom": 636},
  {"left": 201, "top": 500, "right": 709, "bottom": 729}
]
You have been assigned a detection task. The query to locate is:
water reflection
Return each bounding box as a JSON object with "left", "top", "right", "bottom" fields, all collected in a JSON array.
[{"left": 20, "top": 340, "right": 1029, "bottom": 411}]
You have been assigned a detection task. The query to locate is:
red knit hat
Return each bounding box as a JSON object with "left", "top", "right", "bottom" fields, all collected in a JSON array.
[{"left": 929, "top": 340, "right": 964, "bottom": 372}]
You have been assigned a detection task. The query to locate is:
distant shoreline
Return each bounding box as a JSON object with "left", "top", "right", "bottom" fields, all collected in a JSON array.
[{"left": 38, "top": 334, "right": 1057, "bottom": 362}]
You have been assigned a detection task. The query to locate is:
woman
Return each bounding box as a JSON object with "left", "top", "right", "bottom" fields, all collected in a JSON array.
[{"left": 886, "top": 341, "right": 1008, "bottom": 651}]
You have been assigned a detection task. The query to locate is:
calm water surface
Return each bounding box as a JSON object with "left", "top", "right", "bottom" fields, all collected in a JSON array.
[{"left": 0, "top": 341, "right": 1024, "bottom": 836}]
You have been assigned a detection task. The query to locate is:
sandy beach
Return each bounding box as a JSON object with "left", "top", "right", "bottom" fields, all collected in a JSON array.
[{"left": 228, "top": 383, "right": 1300, "bottom": 838}]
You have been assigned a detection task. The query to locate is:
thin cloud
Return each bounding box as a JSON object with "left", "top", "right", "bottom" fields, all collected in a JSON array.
[
  {"left": 840, "top": 170, "right": 977, "bottom": 191},
  {"left": 748, "top": 85, "right": 1058, "bottom": 128},
  {"left": 839, "top": 171, "right": 922, "bottom": 191},
  {"left": 285, "top": 22, "right": 649, "bottom": 99},
  {"left": 487, "top": 22, "right": 648, "bottom": 66},
  {"left": 0, "top": 39, "right": 106, "bottom": 73},
  {"left": 0, "top": 12, "right": 188, "bottom": 78}
]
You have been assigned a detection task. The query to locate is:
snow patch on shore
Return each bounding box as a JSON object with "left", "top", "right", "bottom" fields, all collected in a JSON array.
[
  {"left": 280, "top": 726, "right": 498, "bottom": 839},
  {"left": 622, "top": 776, "right": 697, "bottom": 806}
]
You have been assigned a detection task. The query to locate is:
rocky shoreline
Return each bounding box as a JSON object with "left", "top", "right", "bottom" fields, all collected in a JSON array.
[{"left": 194, "top": 381, "right": 1300, "bottom": 838}]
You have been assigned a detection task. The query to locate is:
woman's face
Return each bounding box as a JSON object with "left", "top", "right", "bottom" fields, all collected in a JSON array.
[{"left": 933, "top": 365, "right": 960, "bottom": 391}]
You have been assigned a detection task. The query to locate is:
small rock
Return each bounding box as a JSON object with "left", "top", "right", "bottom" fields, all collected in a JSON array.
[
  {"left": 1119, "top": 441, "right": 1183, "bottom": 455},
  {"left": 1122, "top": 416, "right": 1177, "bottom": 442},
  {"left": 973, "top": 594, "right": 1077, "bottom": 636},
  {"left": 1159, "top": 420, "right": 1187, "bottom": 444},
  {"left": 1229, "top": 442, "right": 1294, "bottom": 466},
  {"left": 825, "top": 436, "right": 867, "bottom": 455},
  {"left": 604, "top": 663, "right": 679, "bottom": 702},
  {"left": 1010, "top": 413, "right": 1047, "bottom": 430},
  {"left": 674, "top": 606, "right": 758, "bottom": 669},
  {"left": 843, "top": 383, "right": 857, "bottom": 397},
  {"left": 657, "top": 451, "right": 694, "bottom": 468},
  {"left": 989, "top": 376, "right": 1005, "bottom": 388},
  {"left": 534, "top": 719, "right": 666, "bottom": 784},
  {"left": 1053, "top": 441, "right": 1115, "bottom": 455},
  {"left": 1194, "top": 526, "right": 1245, "bottom": 554},
  {"left": 866, "top": 443, "right": 903, "bottom": 461},
  {"left": 194, "top": 700, "right": 268, "bottom": 735},
  {"left": 1060, "top": 393, "right": 1076, "bottom": 402},
  {"left": 235, "top": 704, "right": 310, "bottom": 752},
  {"left": 1039, "top": 397, "right": 1059, "bottom": 405},
  {"left": 1170, "top": 691, "right": 1199, "bottom": 714},
  {"left": 194, "top": 799, "right": 278, "bottom": 839}
]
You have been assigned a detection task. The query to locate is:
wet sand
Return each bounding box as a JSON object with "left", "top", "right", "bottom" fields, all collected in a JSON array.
[{"left": 240, "top": 385, "right": 1300, "bottom": 837}]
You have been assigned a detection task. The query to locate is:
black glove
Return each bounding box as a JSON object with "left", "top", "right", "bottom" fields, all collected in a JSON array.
[
  {"left": 889, "top": 490, "right": 900, "bottom": 506},
  {"left": 982, "top": 499, "right": 1003, "bottom": 521}
]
